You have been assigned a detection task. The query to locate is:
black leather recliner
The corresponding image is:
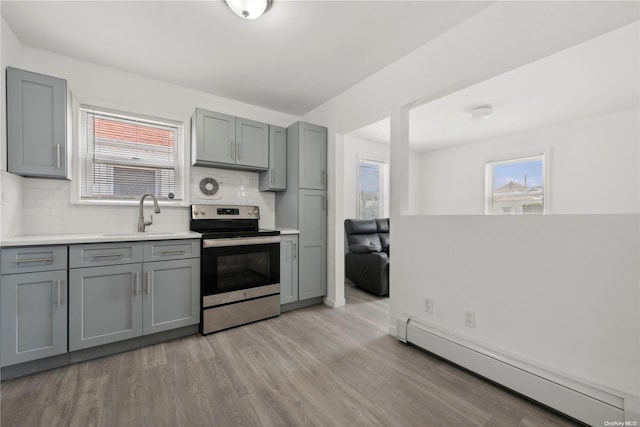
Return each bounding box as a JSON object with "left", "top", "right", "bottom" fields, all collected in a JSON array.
[{"left": 344, "top": 218, "right": 389, "bottom": 296}]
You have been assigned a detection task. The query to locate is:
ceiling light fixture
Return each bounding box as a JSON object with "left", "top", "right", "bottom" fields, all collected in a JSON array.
[
  {"left": 467, "top": 105, "right": 493, "bottom": 120},
  {"left": 225, "top": 0, "right": 272, "bottom": 19}
]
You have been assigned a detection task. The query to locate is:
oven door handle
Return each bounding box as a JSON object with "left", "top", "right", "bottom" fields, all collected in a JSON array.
[{"left": 203, "top": 236, "right": 280, "bottom": 248}]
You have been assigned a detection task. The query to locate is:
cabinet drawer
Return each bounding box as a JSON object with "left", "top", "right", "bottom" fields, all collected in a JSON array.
[
  {"left": 143, "top": 239, "right": 200, "bottom": 262},
  {"left": 1, "top": 246, "right": 67, "bottom": 274},
  {"left": 69, "top": 242, "right": 143, "bottom": 268}
]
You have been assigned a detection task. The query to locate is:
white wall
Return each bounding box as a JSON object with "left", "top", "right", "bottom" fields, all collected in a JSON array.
[
  {"left": 297, "top": 2, "right": 640, "bottom": 414},
  {"left": 0, "top": 20, "right": 297, "bottom": 237},
  {"left": 392, "top": 214, "right": 640, "bottom": 398},
  {"left": 301, "top": 1, "right": 640, "bottom": 313},
  {"left": 419, "top": 108, "right": 640, "bottom": 215},
  {"left": 343, "top": 135, "right": 391, "bottom": 220}
]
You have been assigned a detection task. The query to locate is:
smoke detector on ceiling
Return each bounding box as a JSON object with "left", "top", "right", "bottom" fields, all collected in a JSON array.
[{"left": 467, "top": 105, "right": 493, "bottom": 120}]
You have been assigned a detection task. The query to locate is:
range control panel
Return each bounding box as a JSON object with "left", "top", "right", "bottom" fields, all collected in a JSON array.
[{"left": 191, "top": 204, "right": 260, "bottom": 220}]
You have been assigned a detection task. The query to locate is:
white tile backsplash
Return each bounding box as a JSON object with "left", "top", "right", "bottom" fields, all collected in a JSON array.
[{"left": 6, "top": 166, "right": 275, "bottom": 237}]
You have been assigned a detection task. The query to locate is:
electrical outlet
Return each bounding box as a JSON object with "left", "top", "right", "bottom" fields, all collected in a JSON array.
[
  {"left": 424, "top": 298, "right": 433, "bottom": 313},
  {"left": 464, "top": 309, "right": 476, "bottom": 328}
]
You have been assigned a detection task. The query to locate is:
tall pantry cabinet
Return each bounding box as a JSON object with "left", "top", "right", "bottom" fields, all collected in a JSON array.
[{"left": 276, "top": 122, "right": 327, "bottom": 305}]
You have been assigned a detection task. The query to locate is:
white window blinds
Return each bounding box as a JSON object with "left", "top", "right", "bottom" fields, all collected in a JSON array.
[{"left": 79, "top": 106, "right": 183, "bottom": 201}]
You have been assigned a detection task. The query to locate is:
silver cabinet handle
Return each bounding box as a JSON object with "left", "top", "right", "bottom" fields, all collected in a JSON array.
[
  {"left": 147, "top": 271, "right": 152, "bottom": 295},
  {"left": 14, "top": 257, "right": 55, "bottom": 264},
  {"left": 160, "top": 249, "right": 186, "bottom": 255},
  {"left": 322, "top": 170, "right": 326, "bottom": 185},
  {"left": 56, "top": 280, "right": 61, "bottom": 307},
  {"left": 230, "top": 141, "right": 235, "bottom": 160},
  {"left": 323, "top": 196, "right": 326, "bottom": 211},
  {"left": 135, "top": 272, "right": 140, "bottom": 295},
  {"left": 56, "top": 144, "right": 61, "bottom": 169},
  {"left": 237, "top": 142, "right": 242, "bottom": 161},
  {"left": 92, "top": 253, "right": 123, "bottom": 259},
  {"left": 293, "top": 243, "right": 297, "bottom": 259}
]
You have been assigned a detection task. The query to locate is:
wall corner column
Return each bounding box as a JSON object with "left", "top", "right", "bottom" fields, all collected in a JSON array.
[{"left": 390, "top": 107, "right": 410, "bottom": 217}]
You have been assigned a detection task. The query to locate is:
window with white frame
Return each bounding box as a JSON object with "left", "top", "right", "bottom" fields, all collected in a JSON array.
[
  {"left": 357, "top": 158, "right": 386, "bottom": 219},
  {"left": 79, "top": 106, "right": 183, "bottom": 202},
  {"left": 486, "top": 155, "right": 545, "bottom": 215}
]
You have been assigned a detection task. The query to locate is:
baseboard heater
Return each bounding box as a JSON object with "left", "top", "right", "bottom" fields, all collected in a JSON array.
[{"left": 396, "top": 316, "right": 625, "bottom": 426}]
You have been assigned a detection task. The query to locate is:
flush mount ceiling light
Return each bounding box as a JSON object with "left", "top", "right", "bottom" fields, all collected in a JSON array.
[
  {"left": 467, "top": 105, "right": 493, "bottom": 120},
  {"left": 225, "top": 0, "right": 272, "bottom": 19}
]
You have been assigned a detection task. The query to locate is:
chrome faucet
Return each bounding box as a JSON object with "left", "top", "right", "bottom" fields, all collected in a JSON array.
[{"left": 138, "top": 194, "right": 161, "bottom": 232}]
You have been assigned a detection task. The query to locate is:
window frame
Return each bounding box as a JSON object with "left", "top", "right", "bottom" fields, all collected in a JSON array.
[
  {"left": 356, "top": 154, "right": 388, "bottom": 220},
  {"left": 72, "top": 104, "right": 187, "bottom": 207},
  {"left": 485, "top": 153, "right": 549, "bottom": 215}
]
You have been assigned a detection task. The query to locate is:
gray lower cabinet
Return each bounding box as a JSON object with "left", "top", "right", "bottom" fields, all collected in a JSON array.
[
  {"left": 0, "top": 270, "right": 68, "bottom": 367},
  {"left": 260, "top": 125, "right": 287, "bottom": 191},
  {"left": 0, "top": 245, "right": 68, "bottom": 367},
  {"left": 280, "top": 235, "right": 299, "bottom": 304},
  {"left": 142, "top": 258, "right": 200, "bottom": 335},
  {"left": 6, "top": 67, "right": 69, "bottom": 179},
  {"left": 69, "top": 239, "right": 200, "bottom": 351},
  {"left": 69, "top": 263, "right": 143, "bottom": 351},
  {"left": 298, "top": 190, "right": 327, "bottom": 300}
]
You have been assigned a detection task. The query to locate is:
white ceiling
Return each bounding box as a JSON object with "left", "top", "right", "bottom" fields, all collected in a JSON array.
[
  {"left": 0, "top": 0, "right": 490, "bottom": 116},
  {"left": 350, "top": 21, "right": 640, "bottom": 151}
]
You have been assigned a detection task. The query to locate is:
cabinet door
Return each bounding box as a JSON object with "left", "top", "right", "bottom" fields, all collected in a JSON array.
[
  {"left": 69, "top": 264, "right": 143, "bottom": 351},
  {"left": 298, "top": 122, "right": 327, "bottom": 190},
  {"left": 0, "top": 271, "right": 67, "bottom": 367},
  {"left": 298, "top": 190, "right": 327, "bottom": 300},
  {"left": 142, "top": 258, "right": 200, "bottom": 335},
  {"left": 6, "top": 67, "right": 68, "bottom": 179},
  {"left": 280, "top": 235, "right": 299, "bottom": 304},
  {"left": 271, "top": 125, "right": 288, "bottom": 190},
  {"left": 236, "top": 118, "right": 268, "bottom": 169},
  {"left": 193, "top": 108, "right": 235, "bottom": 166}
]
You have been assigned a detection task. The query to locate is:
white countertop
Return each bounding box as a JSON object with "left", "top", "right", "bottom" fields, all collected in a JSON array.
[
  {"left": 274, "top": 228, "right": 300, "bottom": 235},
  {"left": 1, "top": 231, "right": 202, "bottom": 247}
]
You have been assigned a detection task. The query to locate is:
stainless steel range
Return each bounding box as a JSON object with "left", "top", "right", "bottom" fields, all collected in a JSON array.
[{"left": 190, "top": 204, "right": 280, "bottom": 335}]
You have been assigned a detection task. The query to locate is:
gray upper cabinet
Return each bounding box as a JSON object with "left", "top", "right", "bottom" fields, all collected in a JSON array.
[
  {"left": 236, "top": 118, "right": 269, "bottom": 169},
  {"left": 192, "top": 108, "right": 268, "bottom": 171},
  {"left": 260, "top": 125, "right": 287, "bottom": 191},
  {"left": 6, "top": 67, "right": 69, "bottom": 179},
  {"left": 297, "top": 122, "right": 327, "bottom": 190},
  {"left": 193, "top": 109, "right": 235, "bottom": 167}
]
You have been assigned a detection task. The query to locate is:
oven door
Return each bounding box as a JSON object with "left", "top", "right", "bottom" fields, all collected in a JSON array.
[{"left": 202, "top": 236, "right": 280, "bottom": 297}]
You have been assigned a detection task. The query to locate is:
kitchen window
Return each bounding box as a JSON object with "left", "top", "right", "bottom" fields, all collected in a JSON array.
[
  {"left": 486, "top": 154, "right": 546, "bottom": 215},
  {"left": 78, "top": 106, "right": 184, "bottom": 202}
]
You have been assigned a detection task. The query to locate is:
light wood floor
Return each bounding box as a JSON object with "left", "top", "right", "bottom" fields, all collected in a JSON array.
[{"left": 1, "top": 283, "right": 580, "bottom": 427}]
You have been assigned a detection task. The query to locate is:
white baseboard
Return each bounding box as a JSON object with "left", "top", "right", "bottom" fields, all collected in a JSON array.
[
  {"left": 323, "top": 296, "right": 346, "bottom": 308},
  {"left": 398, "top": 316, "right": 627, "bottom": 426},
  {"left": 625, "top": 394, "right": 640, "bottom": 423}
]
